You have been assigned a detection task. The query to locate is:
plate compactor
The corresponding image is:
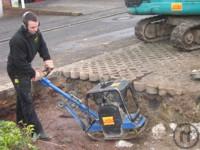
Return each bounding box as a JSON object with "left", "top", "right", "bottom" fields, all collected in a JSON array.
[{"left": 40, "top": 77, "right": 147, "bottom": 140}]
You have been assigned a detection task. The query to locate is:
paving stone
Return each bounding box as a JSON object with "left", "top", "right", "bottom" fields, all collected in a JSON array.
[
  {"left": 57, "top": 66, "right": 71, "bottom": 78},
  {"left": 158, "top": 88, "right": 167, "bottom": 96},
  {"left": 0, "top": 90, "right": 6, "bottom": 99},
  {"left": 89, "top": 73, "right": 99, "bottom": 82},
  {"left": 110, "top": 75, "right": 120, "bottom": 80},
  {"left": 6, "top": 87, "right": 15, "bottom": 97},
  {"left": 166, "top": 88, "right": 177, "bottom": 96},
  {"left": 1, "top": 83, "right": 12, "bottom": 90},
  {"left": 146, "top": 84, "right": 158, "bottom": 95},
  {"left": 0, "top": 85, "right": 14, "bottom": 99},
  {"left": 50, "top": 70, "right": 63, "bottom": 79},
  {"left": 45, "top": 42, "right": 200, "bottom": 96},
  {"left": 2, "top": 41, "right": 200, "bottom": 100},
  {"left": 100, "top": 74, "right": 111, "bottom": 81},
  {"left": 80, "top": 71, "right": 89, "bottom": 80},
  {"left": 167, "top": 88, "right": 183, "bottom": 96},
  {"left": 70, "top": 70, "right": 80, "bottom": 79},
  {"left": 135, "top": 73, "right": 145, "bottom": 79},
  {"left": 175, "top": 89, "right": 183, "bottom": 96},
  {"left": 128, "top": 75, "right": 137, "bottom": 81},
  {"left": 134, "top": 81, "right": 145, "bottom": 92},
  {"left": 63, "top": 71, "right": 71, "bottom": 78}
]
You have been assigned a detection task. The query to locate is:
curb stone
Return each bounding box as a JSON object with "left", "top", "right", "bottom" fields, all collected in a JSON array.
[{"left": 4, "top": 7, "right": 82, "bottom": 17}]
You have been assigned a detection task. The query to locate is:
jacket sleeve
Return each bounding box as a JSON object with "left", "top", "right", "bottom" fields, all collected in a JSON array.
[
  {"left": 38, "top": 34, "right": 51, "bottom": 61},
  {"left": 9, "top": 38, "right": 36, "bottom": 78}
]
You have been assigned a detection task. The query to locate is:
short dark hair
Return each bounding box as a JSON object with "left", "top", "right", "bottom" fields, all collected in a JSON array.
[{"left": 22, "top": 11, "right": 38, "bottom": 26}]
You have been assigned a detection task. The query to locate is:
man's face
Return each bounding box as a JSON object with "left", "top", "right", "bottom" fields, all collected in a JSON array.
[{"left": 27, "top": 20, "right": 39, "bottom": 34}]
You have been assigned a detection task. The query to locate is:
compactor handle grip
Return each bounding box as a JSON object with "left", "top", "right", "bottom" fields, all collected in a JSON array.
[{"left": 43, "top": 68, "right": 53, "bottom": 77}]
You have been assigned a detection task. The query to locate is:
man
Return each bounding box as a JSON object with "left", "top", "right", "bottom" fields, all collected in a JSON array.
[{"left": 7, "top": 11, "right": 54, "bottom": 140}]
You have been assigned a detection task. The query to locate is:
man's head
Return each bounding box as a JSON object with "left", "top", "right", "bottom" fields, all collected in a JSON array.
[{"left": 22, "top": 11, "right": 39, "bottom": 34}]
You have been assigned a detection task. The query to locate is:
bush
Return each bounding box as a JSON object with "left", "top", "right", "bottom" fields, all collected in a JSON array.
[{"left": 0, "top": 120, "right": 37, "bottom": 150}]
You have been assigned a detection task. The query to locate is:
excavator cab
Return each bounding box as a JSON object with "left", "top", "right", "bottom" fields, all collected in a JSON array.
[
  {"left": 125, "top": 0, "right": 143, "bottom": 7},
  {"left": 124, "top": 0, "right": 200, "bottom": 51},
  {"left": 125, "top": 0, "right": 200, "bottom": 15}
]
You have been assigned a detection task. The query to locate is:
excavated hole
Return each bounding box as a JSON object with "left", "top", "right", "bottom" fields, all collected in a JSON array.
[
  {"left": 1, "top": 76, "right": 200, "bottom": 125},
  {"left": 0, "top": 76, "right": 200, "bottom": 149}
]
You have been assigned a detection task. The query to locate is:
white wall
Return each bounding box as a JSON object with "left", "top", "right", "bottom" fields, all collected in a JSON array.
[
  {"left": 0, "top": 0, "right": 3, "bottom": 17},
  {"left": 21, "top": 0, "right": 25, "bottom": 9}
]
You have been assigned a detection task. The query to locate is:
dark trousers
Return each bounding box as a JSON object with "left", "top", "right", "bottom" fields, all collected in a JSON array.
[{"left": 7, "top": 72, "right": 44, "bottom": 134}]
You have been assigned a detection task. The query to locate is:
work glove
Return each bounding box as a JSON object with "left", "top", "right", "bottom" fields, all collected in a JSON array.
[
  {"left": 44, "top": 59, "right": 54, "bottom": 70},
  {"left": 32, "top": 69, "right": 46, "bottom": 81}
]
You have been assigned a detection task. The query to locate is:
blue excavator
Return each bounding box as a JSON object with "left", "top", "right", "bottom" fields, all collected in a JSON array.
[{"left": 124, "top": 0, "right": 200, "bottom": 51}]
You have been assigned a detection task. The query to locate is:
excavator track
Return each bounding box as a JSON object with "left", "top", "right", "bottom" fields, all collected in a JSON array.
[
  {"left": 170, "top": 22, "right": 200, "bottom": 51},
  {"left": 135, "top": 16, "right": 174, "bottom": 42}
]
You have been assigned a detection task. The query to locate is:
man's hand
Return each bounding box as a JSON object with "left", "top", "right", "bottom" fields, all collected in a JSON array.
[
  {"left": 32, "top": 69, "right": 46, "bottom": 81},
  {"left": 44, "top": 59, "right": 54, "bottom": 70}
]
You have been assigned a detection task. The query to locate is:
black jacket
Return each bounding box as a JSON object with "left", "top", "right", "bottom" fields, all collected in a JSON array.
[{"left": 7, "top": 25, "right": 51, "bottom": 78}]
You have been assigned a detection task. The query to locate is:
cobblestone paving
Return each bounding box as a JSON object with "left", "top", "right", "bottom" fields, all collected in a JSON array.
[
  {"left": 51, "top": 41, "right": 200, "bottom": 96},
  {"left": 2, "top": 41, "right": 200, "bottom": 98}
]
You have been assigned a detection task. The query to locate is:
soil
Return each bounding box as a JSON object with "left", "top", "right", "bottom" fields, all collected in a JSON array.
[{"left": 1, "top": 78, "right": 200, "bottom": 150}]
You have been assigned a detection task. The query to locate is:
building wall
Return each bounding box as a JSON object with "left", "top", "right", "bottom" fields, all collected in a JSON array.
[{"left": 3, "top": 0, "right": 11, "bottom": 8}]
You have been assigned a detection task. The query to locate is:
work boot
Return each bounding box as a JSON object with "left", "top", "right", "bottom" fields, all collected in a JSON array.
[
  {"left": 32, "top": 132, "right": 51, "bottom": 141},
  {"left": 39, "top": 132, "right": 51, "bottom": 141},
  {"left": 191, "top": 69, "right": 200, "bottom": 80}
]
